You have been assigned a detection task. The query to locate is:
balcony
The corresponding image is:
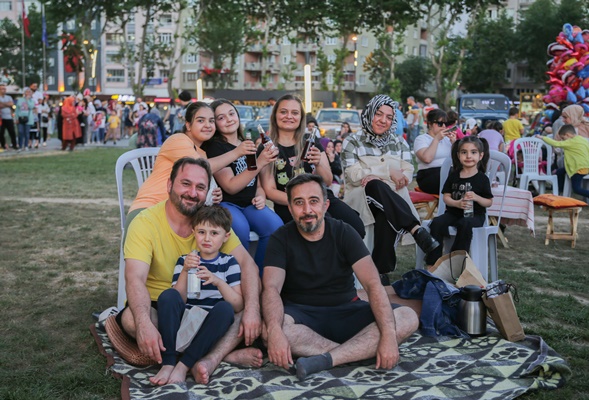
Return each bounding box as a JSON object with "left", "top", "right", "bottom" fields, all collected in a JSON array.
[
  {"left": 247, "top": 43, "right": 263, "bottom": 53},
  {"left": 296, "top": 43, "right": 318, "bottom": 52},
  {"left": 343, "top": 81, "right": 355, "bottom": 90},
  {"left": 244, "top": 81, "right": 262, "bottom": 89},
  {"left": 244, "top": 62, "right": 262, "bottom": 71},
  {"left": 267, "top": 63, "right": 280, "bottom": 73},
  {"left": 294, "top": 81, "right": 322, "bottom": 89},
  {"left": 267, "top": 43, "right": 281, "bottom": 54},
  {"left": 344, "top": 63, "right": 356, "bottom": 72},
  {"left": 346, "top": 42, "right": 357, "bottom": 52}
]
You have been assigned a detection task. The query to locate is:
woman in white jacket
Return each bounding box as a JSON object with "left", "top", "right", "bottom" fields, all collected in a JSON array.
[{"left": 341, "top": 95, "right": 439, "bottom": 278}]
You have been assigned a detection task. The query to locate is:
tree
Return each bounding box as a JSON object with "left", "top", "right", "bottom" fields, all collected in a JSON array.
[
  {"left": 364, "top": 30, "right": 408, "bottom": 100},
  {"left": 394, "top": 56, "right": 433, "bottom": 102},
  {"left": 192, "top": 2, "right": 258, "bottom": 90},
  {"left": 516, "top": 0, "right": 589, "bottom": 83},
  {"left": 0, "top": 4, "right": 58, "bottom": 88},
  {"left": 45, "top": 0, "right": 125, "bottom": 92},
  {"left": 461, "top": 12, "right": 516, "bottom": 93}
]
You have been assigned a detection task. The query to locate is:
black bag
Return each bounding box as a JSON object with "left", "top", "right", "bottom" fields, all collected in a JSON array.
[
  {"left": 18, "top": 116, "right": 29, "bottom": 124},
  {"left": 42, "top": 115, "right": 49, "bottom": 123}
]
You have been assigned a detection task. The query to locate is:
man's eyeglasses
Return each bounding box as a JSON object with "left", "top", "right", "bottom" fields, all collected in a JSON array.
[{"left": 434, "top": 121, "right": 447, "bottom": 127}]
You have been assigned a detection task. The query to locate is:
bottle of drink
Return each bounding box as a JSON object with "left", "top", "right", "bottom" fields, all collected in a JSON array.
[
  {"left": 186, "top": 250, "right": 201, "bottom": 299},
  {"left": 244, "top": 131, "right": 257, "bottom": 171},
  {"left": 259, "top": 125, "right": 275, "bottom": 150},
  {"left": 301, "top": 131, "right": 315, "bottom": 161},
  {"left": 464, "top": 182, "right": 474, "bottom": 218}
]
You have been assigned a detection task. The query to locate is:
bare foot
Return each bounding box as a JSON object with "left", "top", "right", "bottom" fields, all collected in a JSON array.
[
  {"left": 224, "top": 347, "right": 264, "bottom": 368},
  {"left": 167, "top": 362, "right": 189, "bottom": 384},
  {"left": 191, "top": 359, "right": 216, "bottom": 385},
  {"left": 150, "top": 365, "right": 174, "bottom": 386}
]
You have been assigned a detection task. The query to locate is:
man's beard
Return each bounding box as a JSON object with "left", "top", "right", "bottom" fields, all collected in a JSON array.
[
  {"left": 296, "top": 213, "right": 323, "bottom": 233},
  {"left": 169, "top": 189, "right": 201, "bottom": 217}
]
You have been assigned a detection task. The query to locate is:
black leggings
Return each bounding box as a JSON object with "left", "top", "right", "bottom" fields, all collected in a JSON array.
[
  {"left": 274, "top": 189, "right": 366, "bottom": 238},
  {"left": 365, "top": 180, "right": 421, "bottom": 274},
  {"left": 0, "top": 119, "right": 17, "bottom": 148}
]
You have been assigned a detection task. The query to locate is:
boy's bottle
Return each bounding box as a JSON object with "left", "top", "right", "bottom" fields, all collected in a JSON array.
[
  {"left": 186, "top": 250, "right": 201, "bottom": 299},
  {"left": 301, "top": 130, "right": 315, "bottom": 161},
  {"left": 244, "top": 131, "right": 257, "bottom": 171},
  {"left": 464, "top": 182, "right": 474, "bottom": 218}
]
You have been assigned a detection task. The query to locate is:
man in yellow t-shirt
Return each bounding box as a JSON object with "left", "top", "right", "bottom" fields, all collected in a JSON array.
[
  {"left": 503, "top": 107, "right": 524, "bottom": 143},
  {"left": 118, "top": 157, "right": 263, "bottom": 382}
]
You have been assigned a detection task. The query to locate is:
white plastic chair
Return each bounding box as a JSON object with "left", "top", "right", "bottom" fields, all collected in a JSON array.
[
  {"left": 563, "top": 174, "right": 589, "bottom": 203},
  {"left": 415, "top": 151, "right": 511, "bottom": 283},
  {"left": 115, "top": 148, "right": 160, "bottom": 310},
  {"left": 513, "top": 137, "right": 558, "bottom": 195}
]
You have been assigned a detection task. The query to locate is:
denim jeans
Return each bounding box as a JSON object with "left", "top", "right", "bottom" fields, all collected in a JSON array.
[
  {"left": 556, "top": 167, "right": 589, "bottom": 199},
  {"left": 18, "top": 123, "right": 30, "bottom": 149},
  {"left": 392, "top": 269, "right": 467, "bottom": 337},
  {"left": 221, "top": 202, "right": 283, "bottom": 274}
]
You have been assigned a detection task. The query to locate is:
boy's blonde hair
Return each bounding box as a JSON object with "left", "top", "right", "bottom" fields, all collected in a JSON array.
[
  {"left": 191, "top": 205, "right": 232, "bottom": 232},
  {"left": 558, "top": 124, "right": 577, "bottom": 137}
]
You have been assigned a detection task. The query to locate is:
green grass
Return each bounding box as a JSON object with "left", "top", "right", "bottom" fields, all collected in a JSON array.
[{"left": 1, "top": 147, "right": 588, "bottom": 399}]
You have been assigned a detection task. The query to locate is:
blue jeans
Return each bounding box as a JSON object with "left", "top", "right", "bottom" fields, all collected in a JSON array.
[
  {"left": 392, "top": 269, "right": 466, "bottom": 337},
  {"left": 18, "top": 123, "right": 30, "bottom": 149},
  {"left": 556, "top": 168, "right": 589, "bottom": 199},
  {"left": 221, "top": 202, "right": 283, "bottom": 274},
  {"left": 407, "top": 125, "right": 420, "bottom": 149}
]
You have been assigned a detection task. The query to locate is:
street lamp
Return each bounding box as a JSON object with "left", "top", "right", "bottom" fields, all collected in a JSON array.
[
  {"left": 352, "top": 35, "right": 358, "bottom": 108},
  {"left": 304, "top": 64, "right": 312, "bottom": 113},
  {"left": 196, "top": 78, "right": 203, "bottom": 100}
]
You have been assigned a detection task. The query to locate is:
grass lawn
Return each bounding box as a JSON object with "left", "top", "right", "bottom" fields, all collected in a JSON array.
[{"left": 0, "top": 147, "right": 588, "bottom": 399}]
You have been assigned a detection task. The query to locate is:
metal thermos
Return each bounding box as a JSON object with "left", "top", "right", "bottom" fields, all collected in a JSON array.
[{"left": 458, "top": 285, "right": 487, "bottom": 336}]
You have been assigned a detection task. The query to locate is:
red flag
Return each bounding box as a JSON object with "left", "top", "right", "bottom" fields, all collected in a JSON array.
[{"left": 21, "top": 0, "right": 30, "bottom": 38}]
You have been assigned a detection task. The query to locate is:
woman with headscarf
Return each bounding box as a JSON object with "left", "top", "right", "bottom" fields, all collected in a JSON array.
[
  {"left": 341, "top": 94, "right": 439, "bottom": 278},
  {"left": 60, "top": 96, "right": 82, "bottom": 151},
  {"left": 561, "top": 105, "right": 589, "bottom": 138}
]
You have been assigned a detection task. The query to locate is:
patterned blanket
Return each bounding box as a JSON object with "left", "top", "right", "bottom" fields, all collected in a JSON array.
[{"left": 91, "top": 321, "right": 570, "bottom": 400}]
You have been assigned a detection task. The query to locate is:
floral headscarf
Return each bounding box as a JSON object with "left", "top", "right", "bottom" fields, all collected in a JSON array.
[
  {"left": 562, "top": 104, "right": 589, "bottom": 138},
  {"left": 361, "top": 94, "right": 399, "bottom": 148}
]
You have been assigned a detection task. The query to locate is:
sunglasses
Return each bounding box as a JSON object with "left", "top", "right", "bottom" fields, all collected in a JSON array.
[{"left": 434, "top": 120, "right": 447, "bottom": 127}]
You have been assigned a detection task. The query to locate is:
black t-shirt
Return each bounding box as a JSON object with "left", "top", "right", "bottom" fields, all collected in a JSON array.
[
  {"left": 442, "top": 170, "right": 493, "bottom": 217},
  {"left": 264, "top": 217, "right": 370, "bottom": 307},
  {"left": 204, "top": 139, "right": 257, "bottom": 207},
  {"left": 273, "top": 140, "right": 325, "bottom": 192}
]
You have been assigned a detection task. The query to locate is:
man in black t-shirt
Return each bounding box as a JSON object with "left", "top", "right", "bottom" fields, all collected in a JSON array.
[{"left": 262, "top": 174, "right": 418, "bottom": 381}]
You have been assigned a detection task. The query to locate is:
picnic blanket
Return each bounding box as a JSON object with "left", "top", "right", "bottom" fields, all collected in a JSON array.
[{"left": 91, "top": 320, "right": 570, "bottom": 400}]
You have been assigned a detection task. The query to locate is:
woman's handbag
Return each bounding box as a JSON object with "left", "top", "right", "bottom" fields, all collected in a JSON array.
[{"left": 18, "top": 116, "right": 29, "bottom": 124}]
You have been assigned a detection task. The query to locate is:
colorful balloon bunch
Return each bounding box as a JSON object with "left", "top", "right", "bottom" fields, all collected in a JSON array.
[{"left": 543, "top": 23, "right": 589, "bottom": 115}]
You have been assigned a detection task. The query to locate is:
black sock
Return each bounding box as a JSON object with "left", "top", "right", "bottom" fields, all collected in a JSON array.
[{"left": 295, "top": 353, "right": 333, "bottom": 381}]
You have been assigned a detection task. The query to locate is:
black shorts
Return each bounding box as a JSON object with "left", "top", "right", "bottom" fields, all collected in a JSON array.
[
  {"left": 115, "top": 301, "right": 158, "bottom": 338},
  {"left": 284, "top": 299, "right": 401, "bottom": 344}
]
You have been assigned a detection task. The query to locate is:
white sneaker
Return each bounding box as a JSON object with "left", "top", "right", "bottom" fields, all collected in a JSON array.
[{"left": 98, "top": 306, "right": 119, "bottom": 322}]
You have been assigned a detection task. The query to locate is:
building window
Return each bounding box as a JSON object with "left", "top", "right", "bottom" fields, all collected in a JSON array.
[
  {"left": 67, "top": 76, "right": 75, "bottom": 85},
  {"left": 160, "top": 69, "right": 169, "bottom": 78},
  {"left": 66, "top": 20, "right": 76, "bottom": 31},
  {"left": 159, "top": 33, "right": 172, "bottom": 44},
  {"left": 327, "top": 73, "right": 333, "bottom": 85},
  {"left": 419, "top": 44, "right": 427, "bottom": 57},
  {"left": 0, "top": 1, "right": 12, "bottom": 11},
  {"left": 106, "top": 33, "right": 124, "bottom": 46},
  {"left": 184, "top": 72, "right": 198, "bottom": 81},
  {"left": 106, "top": 69, "right": 125, "bottom": 83},
  {"left": 359, "top": 75, "right": 366, "bottom": 85},
  {"left": 413, "top": 29, "right": 418, "bottom": 39},
  {"left": 282, "top": 36, "right": 291, "bottom": 45},
  {"left": 185, "top": 53, "right": 198, "bottom": 64},
  {"left": 91, "top": 19, "right": 96, "bottom": 30},
  {"left": 420, "top": 29, "right": 428, "bottom": 40},
  {"left": 404, "top": 45, "right": 408, "bottom": 55},
  {"left": 283, "top": 55, "right": 291, "bottom": 64},
  {"left": 47, "top": 57, "right": 54, "bottom": 67},
  {"left": 361, "top": 36, "right": 368, "bottom": 47},
  {"left": 505, "top": 68, "right": 512, "bottom": 79},
  {"left": 325, "top": 37, "right": 338, "bottom": 45},
  {"left": 47, "top": 76, "right": 54, "bottom": 85},
  {"left": 359, "top": 56, "right": 366, "bottom": 67},
  {"left": 105, "top": 51, "right": 119, "bottom": 64},
  {"left": 127, "top": 34, "right": 135, "bottom": 42},
  {"left": 160, "top": 14, "right": 173, "bottom": 26},
  {"left": 413, "top": 46, "right": 417, "bottom": 56}
]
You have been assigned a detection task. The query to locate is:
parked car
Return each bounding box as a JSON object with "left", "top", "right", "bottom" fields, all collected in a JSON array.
[
  {"left": 243, "top": 106, "right": 272, "bottom": 140},
  {"left": 315, "top": 108, "right": 362, "bottom": 138},
  {"left": 235, "top": 105, "right": 257, "bottom": 127},
  {"left": 457, "top": 94, "right": 511, "bottom": 130}
]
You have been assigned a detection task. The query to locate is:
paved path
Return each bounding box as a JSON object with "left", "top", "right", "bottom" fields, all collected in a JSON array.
[{"left": 0, "top": 137, "right": 131, "bottom": 158}]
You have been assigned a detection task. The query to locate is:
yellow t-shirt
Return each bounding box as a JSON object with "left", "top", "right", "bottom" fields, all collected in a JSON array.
[
  {"left": 129, "top": 133, "right": 207, "bottom": 212},
  {"left": 503, "top": 118, "right": 524, "bottom": 142},
  {"left": 109, "top": 115, "right": 120, "bottom": 129},
  {"left": 124, "top": 201, "right": 240, "bottom": 301}
]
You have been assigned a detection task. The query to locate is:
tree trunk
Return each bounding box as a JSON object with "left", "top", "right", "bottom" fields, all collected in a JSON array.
[{"left": 135, "top": 5, "right": 152, "bottom": 97}]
